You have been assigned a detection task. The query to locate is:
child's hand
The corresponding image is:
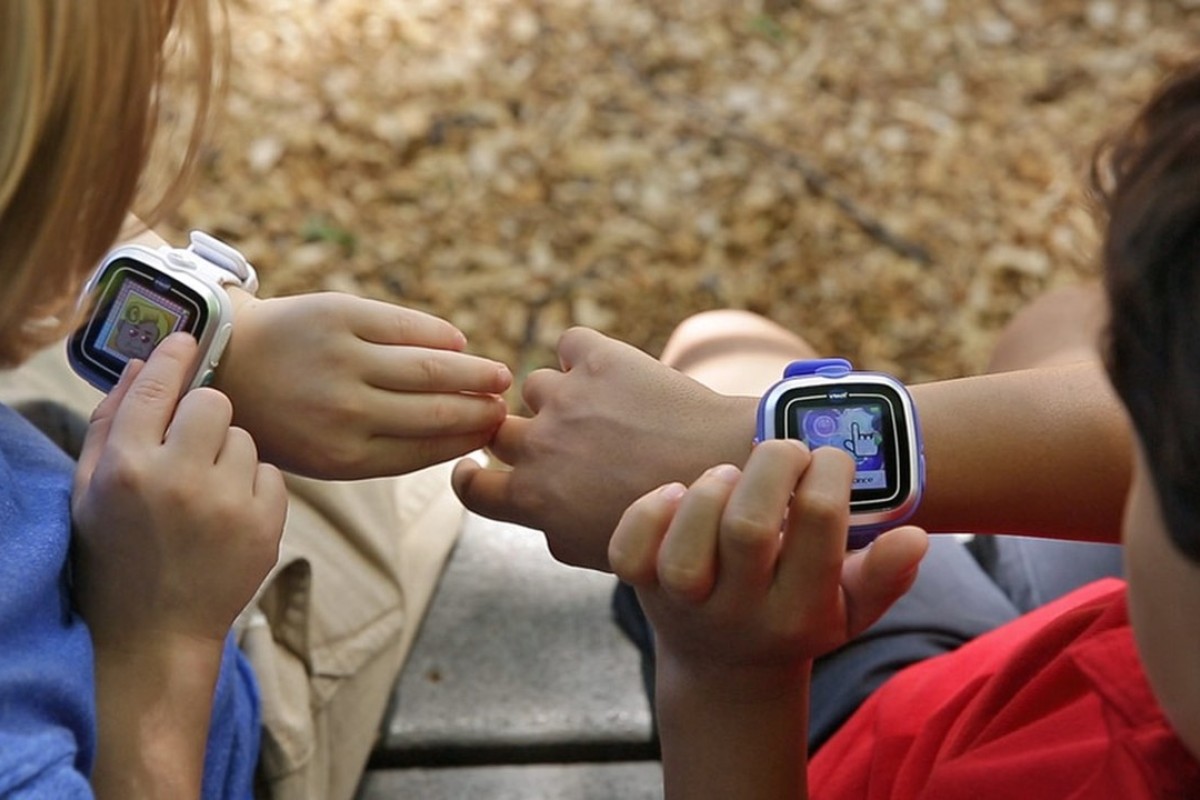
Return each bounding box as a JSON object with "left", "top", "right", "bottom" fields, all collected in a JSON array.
[
  {"left": 71, "top": 333, "right": 288, "bottom": 651},
  {"left": 609, "top": 440, "right": 928, "bottom": 690},
  {"left": 215, "top": 292, "right": 512, "bottom": 479},
  {"left": 71, "top": 333, "right": 287, "bottom": 798}
]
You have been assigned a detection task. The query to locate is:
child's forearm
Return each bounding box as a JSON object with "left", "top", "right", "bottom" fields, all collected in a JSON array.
[
  {"left": 910, "top": 361, "right": 1131, "bottom": 542},
  {"left": 90, "top": 637, "right": 224, "bottom": 800},
  {"left": 720, "top": 361, "right": 1130, "bottom": 543},
  {"left": 655, "top": 653, "right": 811, "bottom": 800}
]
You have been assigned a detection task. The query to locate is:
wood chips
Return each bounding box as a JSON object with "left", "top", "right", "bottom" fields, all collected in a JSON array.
[{"left": 160, "top": 0, "right": 1200, "bottom": 389}]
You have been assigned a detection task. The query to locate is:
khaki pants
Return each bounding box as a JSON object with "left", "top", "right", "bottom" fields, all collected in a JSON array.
[{"left": 0, "top": 344, "right": 464, "bottom": 800}]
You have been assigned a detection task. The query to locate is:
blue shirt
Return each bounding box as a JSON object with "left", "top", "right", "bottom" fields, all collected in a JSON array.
[{"left": 0, "top": 404, "right": 260, "bottom": 798}]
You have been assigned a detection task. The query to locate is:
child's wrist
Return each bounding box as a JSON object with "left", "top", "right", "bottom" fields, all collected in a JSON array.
[
  {"left": 656, "top": 647, "right": 812, "bottom": 708},
  {"left": 210, "top": 290, "right": 264, "bottom": 399},
  {"left": 226, "top": 285, "right": 259, "bottom": 315}
]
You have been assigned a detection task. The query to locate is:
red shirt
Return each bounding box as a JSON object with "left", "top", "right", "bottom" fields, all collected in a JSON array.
[{"left": 809, "top": 579, "right": 1200, "bottom": 799}]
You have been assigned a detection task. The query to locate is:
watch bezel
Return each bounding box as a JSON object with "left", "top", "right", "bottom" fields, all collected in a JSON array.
[
  {"left": 758, "top": 369, "right": 923, "bottom": 534},
  {"left": 67, "top": 246, "right": 226, "bottom": 393}
]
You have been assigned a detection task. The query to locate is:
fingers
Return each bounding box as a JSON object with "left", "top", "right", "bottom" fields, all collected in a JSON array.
[
  {"left": 655, "top": 464, "right": 740, "bottom": 603},
  {"left": 74, "top": 358, "right": 145, "bottom": 495},
  {"left": 521, "top": 367, "right": 564, "bottom": 414},
  {"left": 839, "top": 525, "right": 929, "bottom": 637},
  {"left": 348, "top": 429, "right": 500, "bottom": 479},
  {"left": 351, "top": 299, "right": 469, "bottom": 351},
  {"left": 166, "top": 388, "right": 235, "bottom": 464},
  {"left": 363, "top": 346, "right": 512, "bottom": 395},
  {"left": 451, "top": 457, "right": 525, "bottom": 527},
  {"left": 609, "top": 483, "right": 688, "bottom": 586},
  {"left": 364, "top": 391, "right": 508, "bottom": 438},
  {"left": 253, "top": 461, "right": 289, "bottom": 535},
  {"left": 774, "top": 447, "right": 856, "bottom": 610},
  {"left": 105, "top": 333, "right": 198, "bottom": 448},
  {"left": 716, "top": 439, "right": 812, "bottom": 597},
  {"left": 651, "top": 441, "right": 814, "bottom": 605},
  {"left": 485, "top": 415, "right": 532, "bottom": 465},
  {"left": 555, "top": 326, "right": 610, "bottom": 371}
]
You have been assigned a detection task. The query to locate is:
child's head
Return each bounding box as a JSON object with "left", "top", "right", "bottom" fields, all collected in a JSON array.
[
  {"left": 1096, "top": 59, "right": 1200, "bottom": 756},
  {"left": 0, "top": 0, "right": 219, "bottom": 368},
  {"left": 1099, "top": 60, "right": 1200, "bottom": 566}
]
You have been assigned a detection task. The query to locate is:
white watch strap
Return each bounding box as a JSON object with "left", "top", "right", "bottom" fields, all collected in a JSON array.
[{"left": 168, "top": 230, "right": 260, "bottom": 293}]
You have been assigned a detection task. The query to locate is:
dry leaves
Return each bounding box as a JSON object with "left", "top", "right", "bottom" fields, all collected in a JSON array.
[{"left": 161, "top": 0, "right": 1200, "bottom": 388}]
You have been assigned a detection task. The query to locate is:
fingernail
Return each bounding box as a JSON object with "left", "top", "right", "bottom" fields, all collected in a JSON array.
[
  {"left": 658, "top": 482, "right": 687, "bottom": 501},
  {"left": 707, "top": 463, "right": 741, "bottom": 484}
]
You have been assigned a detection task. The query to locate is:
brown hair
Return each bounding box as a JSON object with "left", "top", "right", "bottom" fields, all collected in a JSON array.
[
  {"left": 1095, "top": 61, "right": 1200, "bottom": 563},
  {"left": 0, "top": 0, "right": 222, "bottom": 367}
]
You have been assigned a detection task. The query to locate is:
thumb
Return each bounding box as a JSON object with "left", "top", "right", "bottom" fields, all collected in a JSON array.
[
  {"left": 840, "top": 526, "right": 929, "bottom": 638},
  {"left": 73, "top": 359, "right": 144, "bottom": 497}
]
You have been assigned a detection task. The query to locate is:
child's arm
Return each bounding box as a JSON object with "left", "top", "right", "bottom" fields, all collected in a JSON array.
[
  {"left": 71, "top": 334, "right": 288, "bottom": 798},
  {"left": 116, "top": 222, "right": 512, "bottom": 480},
  {"left": 215, "top": 289, "right": 511, "bottom": 479},
  {"left": 454, "top": 328, "right": 1130, "bottom": 572},
  {"left": 609, "top": 440, "right": 928, "bottom": 799}
]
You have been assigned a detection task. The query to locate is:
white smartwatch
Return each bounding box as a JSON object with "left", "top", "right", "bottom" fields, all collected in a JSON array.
[{"left": 67, "top": 231, "right": 258, "bottom": 393}]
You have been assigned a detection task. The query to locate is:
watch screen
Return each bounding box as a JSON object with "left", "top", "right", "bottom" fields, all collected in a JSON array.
[
  {"left": 795, "top": 403, "right": 888, "bottom": 490},
  {"left": 68, "top": 258, "right": 209, "bottom": 390},
  {"left": 778, "top": 384, "right": 912, "bottom": 511}
]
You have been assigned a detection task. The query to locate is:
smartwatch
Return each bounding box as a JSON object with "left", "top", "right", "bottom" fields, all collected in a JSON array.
[
  {"left": 757, "top": 358, "right": 925, "bottom": 549},
  {"left": 67, "top": 231, "right": 258, "bottom": 393}
]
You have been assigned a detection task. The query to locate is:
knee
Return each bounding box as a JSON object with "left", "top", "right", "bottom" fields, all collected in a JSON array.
[{"left": 987, "top": 283, "right": 1107, "bottom": 373}]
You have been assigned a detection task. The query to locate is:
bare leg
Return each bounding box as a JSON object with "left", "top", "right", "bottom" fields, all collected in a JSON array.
[
  {"left": 976, "top": 281, "right": 1122, "bottom": 610},
  {"left": 986, "top": 283, "right": 1107, "bottom": 373},
  {"left": 660, "top": 310, "right": 819, "bottom": 396}
]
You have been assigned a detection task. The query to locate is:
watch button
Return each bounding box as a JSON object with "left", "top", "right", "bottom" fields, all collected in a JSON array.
[
  {"left": 209, "top": 323, "right": 233, "bottom": 367},
  {"left": 198, "top": 369, "right": 215, "bottom": 387},
  {"left": 166, "top": 251, "right": 195, "bottom": 270}
]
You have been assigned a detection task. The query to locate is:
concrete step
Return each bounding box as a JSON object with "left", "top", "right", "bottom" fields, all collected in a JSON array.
[
  {"left": 358, "top": 762, "right": 663, "bottom": 800},
  {"left": 360, "top": 513, "right": 661, "bottom": 798}
]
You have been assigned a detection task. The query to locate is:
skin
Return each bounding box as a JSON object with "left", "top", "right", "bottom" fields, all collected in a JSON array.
[
  {"left": 608, "top": 396, "right": 1200, "bottom": 800},
  {"left": 1122, "top": 443, "right": 1200, "bottom": 760},
  {"left": 72, "top": 334, "right": 288, "bottom": 799},
  {"left": 453, "top": 326, "right": 1131, "bottom": 571},
  {"left": 609, "top": 440, "right": 928, "bottom": 799},
  {"left": 217, "top": 289, "right": 512, "bottom": 479},
  {"left": 123, "top": 226, "right": 513, "bottom": 480},
  {"left": 63, "top": 226, "right": 512, "bottom": 796}
]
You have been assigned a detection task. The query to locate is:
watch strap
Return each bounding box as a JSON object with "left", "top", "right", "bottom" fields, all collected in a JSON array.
[
  {"left": 783, "top": 358, "right": 853, "bottom": 379},
  {"left": 160, "top": 230, "right": 259, "bottom": 293}
]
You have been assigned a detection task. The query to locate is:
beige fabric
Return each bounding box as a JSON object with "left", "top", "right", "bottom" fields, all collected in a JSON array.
[{"left": 0, "top": 343, "right": 464, "bottom": 800}]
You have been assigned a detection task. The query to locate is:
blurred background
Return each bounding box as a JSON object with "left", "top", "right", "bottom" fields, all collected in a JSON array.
[{"left": 161, "top": 0, "right": 1200, "bottom": 393}]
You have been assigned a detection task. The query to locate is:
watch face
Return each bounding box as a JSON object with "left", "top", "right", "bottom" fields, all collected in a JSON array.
[
  {"left": 775, "top": 383, "right": 914, "bottom": 513},
  {"left": 68, "top": 257, "right": 210, "bottom": 391}
]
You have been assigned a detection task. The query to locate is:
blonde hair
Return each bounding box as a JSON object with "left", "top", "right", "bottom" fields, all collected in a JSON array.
[{"left": 0, "top": 0, "right": 221, "bottom": 367}]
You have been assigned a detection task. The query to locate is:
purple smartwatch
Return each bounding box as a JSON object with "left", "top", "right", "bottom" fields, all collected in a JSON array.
[{"left": 757, "top": 358, "right": 925, "bottom": 549}]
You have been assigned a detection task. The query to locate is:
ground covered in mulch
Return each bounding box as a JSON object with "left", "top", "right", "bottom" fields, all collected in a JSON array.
[{"left": 161, "top": 0, "right": 1200, "bottom": 391}]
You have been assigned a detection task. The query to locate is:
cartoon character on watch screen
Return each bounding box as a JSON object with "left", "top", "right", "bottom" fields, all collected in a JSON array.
[{"left": 108, "top": 303, "right": 168, "bottom": 360}]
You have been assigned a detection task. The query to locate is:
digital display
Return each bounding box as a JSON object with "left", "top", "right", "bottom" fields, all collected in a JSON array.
[
  {"left": 794, "top": 403, "right": 888, "bottom": 491},
  {"left": 68, "top": 258, "right": 208, "bottom": 391},
  {"left": 94, "top": 277, "right": 191, "bottom": 361},
  {"left": 776, "top": 384, "right": 912, "bottom": 512}
]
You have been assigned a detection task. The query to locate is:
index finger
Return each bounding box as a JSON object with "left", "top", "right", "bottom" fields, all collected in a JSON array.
[
  {"left": 74, "top": 358, "right": 144, "bottom": 495},
  {"left": 774, "top": 447, "right": 855, "bottom": 609},
  {"left": 556, "top": 326, "right": 613, "bottom": 371},
  {"left": 105, "top": 333, "right": 198, "bottom": 447},
  {"left": 352, "top": 300, "right": 468, "bottom": 351}
]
